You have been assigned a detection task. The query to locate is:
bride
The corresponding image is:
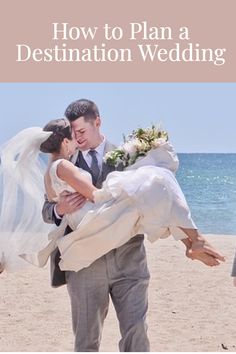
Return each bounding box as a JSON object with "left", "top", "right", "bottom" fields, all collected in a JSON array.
[{"left": 0, "top": 118, "right": 225, "bottom": 273}]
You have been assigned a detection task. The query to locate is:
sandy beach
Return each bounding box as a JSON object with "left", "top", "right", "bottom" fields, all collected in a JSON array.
[{"left": 1, "top": 234, "right": 236, "bottom": 352}]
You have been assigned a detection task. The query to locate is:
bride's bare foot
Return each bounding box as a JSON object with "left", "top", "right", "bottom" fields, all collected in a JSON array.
[
  {"left": 180, "top": 228, "right": 225, "bottom": 267},
  {"left": 187, "top": 237, "right": 225, "bottom": 267},
  {"left": 186, "top": 248, "right": 220, "bottom": 266}
]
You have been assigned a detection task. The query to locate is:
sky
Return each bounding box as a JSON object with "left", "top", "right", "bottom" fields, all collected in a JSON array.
[{"left": 0, "top": 83, "right": 235, "bottom": 153}]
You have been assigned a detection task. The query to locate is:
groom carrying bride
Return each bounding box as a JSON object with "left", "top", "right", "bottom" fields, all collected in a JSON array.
[
  {"left": 41, "top": 98, "right": 224, "bottom": 352},
  {"left": 42, "top": 98, "right": 151, "bottom": 351},
  {"left": 0, "top": 98, "right": 224, "bottom": 351}
]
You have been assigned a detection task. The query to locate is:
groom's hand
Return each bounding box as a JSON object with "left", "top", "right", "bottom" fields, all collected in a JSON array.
[{"left": 55, "top": 191, "right": 86, "bottom": 217}]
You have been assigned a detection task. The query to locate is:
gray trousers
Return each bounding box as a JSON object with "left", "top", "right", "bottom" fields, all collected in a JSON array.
[
  {"left": 66, "top": 235, "right": 150, "bottom": 352},
  {"left": 231, "top": 250, "right": 236, "bottom": 276}
]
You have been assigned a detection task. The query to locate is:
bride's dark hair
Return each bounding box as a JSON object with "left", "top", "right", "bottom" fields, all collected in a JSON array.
[{"left": 40, "top": 118, "right": 72, "bottom": 153}]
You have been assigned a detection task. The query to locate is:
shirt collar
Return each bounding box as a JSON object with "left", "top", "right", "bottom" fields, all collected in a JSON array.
[{"left": 81, "top": 136, "right": 106, "bottom": 159}]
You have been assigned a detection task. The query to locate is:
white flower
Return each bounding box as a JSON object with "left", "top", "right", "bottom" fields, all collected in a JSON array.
[
  {"left": 123, "top": 140, "right": 138, "bottom": 156},
  {"left": 104, "top": 151, "right": 113, "bottom": 159},
  {"left": 135, "top": 139, "right": 148, "bottom": 152},
  {"left": 151, "top": 138, "right": 165, "bottom": 149},
  {"left": 104, "top": 124, "right": 168, "bottom": 168}
]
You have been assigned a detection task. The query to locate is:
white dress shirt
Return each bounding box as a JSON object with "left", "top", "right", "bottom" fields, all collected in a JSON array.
[{"left": 81, "top": 136, "right": 106, "bottom": 169}]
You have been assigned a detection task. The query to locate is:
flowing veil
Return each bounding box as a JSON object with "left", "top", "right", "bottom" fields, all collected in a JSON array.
[{"left": 0, "top": 127, "right": 54, "bottom": 272}]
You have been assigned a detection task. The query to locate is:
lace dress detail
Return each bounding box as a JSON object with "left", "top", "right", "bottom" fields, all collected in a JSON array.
[
  {"left": 49, "top": 159, "right": 76, "bottom": 201},
  {"left": 49, "top": 159, "right": 96, "bottom": 230}
]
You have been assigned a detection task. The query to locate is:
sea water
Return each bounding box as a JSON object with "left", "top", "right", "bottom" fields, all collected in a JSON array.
[
  {"left": 1, "top": 153, "right": 236, "bottom": 235},
  {"left": 177, "top": 154, "right": 236, "bottom": 235}
]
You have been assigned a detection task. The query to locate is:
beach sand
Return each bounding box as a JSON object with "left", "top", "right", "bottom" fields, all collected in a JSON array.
[{"left": 0, "top": 234, "right": 236, "bottom": 352}]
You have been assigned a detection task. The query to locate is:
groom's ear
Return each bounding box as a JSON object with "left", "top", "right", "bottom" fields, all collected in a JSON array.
[{"left": 95, "top": 116, "right": 101, "bottom": 128}]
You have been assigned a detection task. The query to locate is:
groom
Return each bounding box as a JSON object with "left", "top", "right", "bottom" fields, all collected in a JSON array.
[{"left": 42, "top": 99, "right": 151, "bottom": 352}]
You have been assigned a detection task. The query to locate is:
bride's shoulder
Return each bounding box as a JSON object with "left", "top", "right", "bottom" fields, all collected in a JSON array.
[
  {"left": 55, "top": 159, "right": 77, "bottom": 180},
  {"left": 49, "top": 158, "right": 73, "bottom": 177}
]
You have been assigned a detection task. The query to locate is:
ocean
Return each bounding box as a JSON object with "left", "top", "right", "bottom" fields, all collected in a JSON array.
[
  {"left": 177, "top": 154, "right": 236, "bottom": 235},
  {"left": 1, "top": 153, "right": 236, "bottom": 235}
]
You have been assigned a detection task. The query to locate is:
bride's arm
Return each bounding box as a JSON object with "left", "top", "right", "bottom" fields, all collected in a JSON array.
[{"left": 57, "top": 160, "right": 97, "bottom": 202}]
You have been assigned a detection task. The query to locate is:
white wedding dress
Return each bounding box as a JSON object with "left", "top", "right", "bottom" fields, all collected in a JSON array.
[
  {"left": 46, "top": 150, "right": 196, "bottom": 272},
  {"left": 0, "top": 127, "right": 196, "bottom": 273}
]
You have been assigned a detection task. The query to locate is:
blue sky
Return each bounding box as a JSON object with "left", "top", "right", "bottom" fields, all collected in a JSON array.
[{"left": 0, "top": 83, "right": 235, "bottom": 152}]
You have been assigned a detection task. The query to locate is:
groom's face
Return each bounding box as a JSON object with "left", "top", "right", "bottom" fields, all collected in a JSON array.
[{"left": 71, "top": 116, "right": 101, "bottom": 150}]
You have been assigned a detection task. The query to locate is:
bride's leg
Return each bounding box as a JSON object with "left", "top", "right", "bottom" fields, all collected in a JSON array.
[{"left": 180, "top": 228, "right": 225, "bottom": 266}]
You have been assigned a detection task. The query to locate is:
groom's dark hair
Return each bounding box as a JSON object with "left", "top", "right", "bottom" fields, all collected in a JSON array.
[{"left": 65, "top": 99, "right": 100, "bottom": 122}]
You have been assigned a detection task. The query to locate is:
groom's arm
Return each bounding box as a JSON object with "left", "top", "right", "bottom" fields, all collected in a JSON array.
[
  {"left": 42, "top": 192, "right": 86, "bottom": 226},
  {"left": 231, "top": 251, "right": 236, "bottom": 277},
  {"left": 42, "top": 195, "right": 61, "bottom": 226}
]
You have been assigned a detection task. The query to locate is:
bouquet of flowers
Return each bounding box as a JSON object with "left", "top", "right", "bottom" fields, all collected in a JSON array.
[{"left": 104, "top": 125, "right": 169, "bottom": 168}]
